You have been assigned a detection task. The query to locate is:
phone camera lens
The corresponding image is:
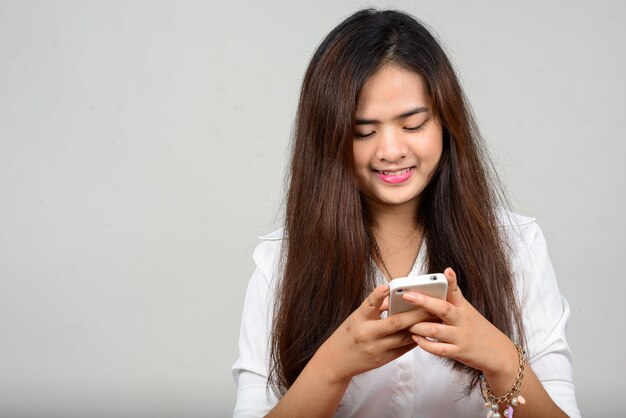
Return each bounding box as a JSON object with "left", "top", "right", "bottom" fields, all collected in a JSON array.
[
  {"left": 397, "top": 288, "right": 404, "bottom": 293},
  {"left": 430, "top": 275, "right": 437, "bottom": 281}
]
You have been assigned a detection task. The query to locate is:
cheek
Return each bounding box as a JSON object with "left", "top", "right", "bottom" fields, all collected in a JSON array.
[
  {"left": 432, "top": 139, "right": 444, "bottom": 164},
  {"left": 413, "top": 133, "right": 443, "bottom": 183},
  {"left": 352, "top": 144, "right": 370, "bottom": 171},
  {"left": 423, "top": 129, "right": 444, "bottom": 166},
  {"left": 352, "top": 145, "right": 373, "bottom": 192}
]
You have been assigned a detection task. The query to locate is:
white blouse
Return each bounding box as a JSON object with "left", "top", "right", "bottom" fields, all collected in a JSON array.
[{"left": 232, "top": 212, "right": 581, "bottom": 418}]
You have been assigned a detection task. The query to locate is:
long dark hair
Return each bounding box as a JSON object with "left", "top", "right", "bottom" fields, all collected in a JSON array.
[{"left": 270, "top": 8, "right": 524, "bottom": 397}]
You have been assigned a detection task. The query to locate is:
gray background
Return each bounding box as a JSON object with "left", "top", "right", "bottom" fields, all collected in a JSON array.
[{"left": 1, "top": 1, "right": 623, "bottom": 417}]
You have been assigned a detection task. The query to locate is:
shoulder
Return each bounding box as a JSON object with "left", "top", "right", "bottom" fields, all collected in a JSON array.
[
  {"left": 252, "top": 228, "right": 285, "bottom": 285},
  {"left": 497, "top": 210, "right": 558, "bottom": 315},
  {"left": 496, "top": 207, "right": 535, "bottom": 228},
  {"left": 496, "top": 208, "right": 546, "bottom": 248}
]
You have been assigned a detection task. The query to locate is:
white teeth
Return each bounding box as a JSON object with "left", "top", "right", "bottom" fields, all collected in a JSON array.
[{"left": 380, "top": 168, "right": 411, "bottom": 176}]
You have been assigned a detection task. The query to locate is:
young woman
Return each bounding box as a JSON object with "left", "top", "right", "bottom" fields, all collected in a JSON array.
[{"left": 233, "top": 9, "right": 580, "bottom": 418}]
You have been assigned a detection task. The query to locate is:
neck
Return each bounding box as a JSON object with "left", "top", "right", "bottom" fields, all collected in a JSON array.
[
  {"left": 366, "top": 198, "right": 423, "bottom": 280},
  {"left": 367, "top": 198, "right": 420, "bottom": 238}
]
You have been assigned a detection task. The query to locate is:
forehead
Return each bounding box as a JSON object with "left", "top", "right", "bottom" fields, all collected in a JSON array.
[{"left": 356, "top": 65, "right": 431, "bottom": 117}]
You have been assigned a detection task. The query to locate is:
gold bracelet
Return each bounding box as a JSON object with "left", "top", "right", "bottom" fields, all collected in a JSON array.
[{"left": 479, "top": 344, "right": 526, "bottom": 418}]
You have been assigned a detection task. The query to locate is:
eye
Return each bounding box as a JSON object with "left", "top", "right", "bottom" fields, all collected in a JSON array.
[
  {"left": 354, "top": 131, "right": 375, "bottom": 139},
  {"left": 404, "top": 122, "right": 426, "bottom": 132}
]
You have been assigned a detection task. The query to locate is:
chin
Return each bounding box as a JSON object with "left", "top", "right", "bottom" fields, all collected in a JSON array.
[{"left": 373, "top": 193, "right": 421, "bottom": 208}]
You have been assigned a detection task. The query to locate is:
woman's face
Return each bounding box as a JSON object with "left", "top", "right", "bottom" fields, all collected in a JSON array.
[{"left": 353, "top": 64, "right": 443, "bottom": 212}]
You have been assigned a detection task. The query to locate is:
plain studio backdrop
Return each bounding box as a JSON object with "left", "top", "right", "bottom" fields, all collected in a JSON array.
[{"left": 1, "top": 1, "right": 624, "bottom": 417}]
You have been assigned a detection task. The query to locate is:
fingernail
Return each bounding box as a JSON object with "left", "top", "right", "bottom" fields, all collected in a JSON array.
[{"left": 403, "top": 293, "right": 418, "bottom": 302}]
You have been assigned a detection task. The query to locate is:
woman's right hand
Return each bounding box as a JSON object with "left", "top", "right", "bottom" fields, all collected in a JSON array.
[{"left": 315, "top": 284, "right": 433, "bottom": 384}]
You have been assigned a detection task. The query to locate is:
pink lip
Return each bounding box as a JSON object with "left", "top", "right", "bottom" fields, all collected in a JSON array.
[{"left": 376, "top": 167, "right": 414, "bottom": 184}]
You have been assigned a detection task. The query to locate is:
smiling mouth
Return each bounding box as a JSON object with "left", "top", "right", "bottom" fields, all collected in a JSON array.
[
  {"left": 375, "top": 167, "right": 415, "bottom": 184},
  {"left": 376, "top": 167, "right": 413, "bottom": 176}
]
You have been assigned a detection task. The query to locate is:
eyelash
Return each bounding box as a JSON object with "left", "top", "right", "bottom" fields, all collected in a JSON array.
[
  {"left": 354, "top": 122, "right": 426, "bottom": 139},
  {"left": 404, "top": 123, "right": 426, "bottom": 132}
]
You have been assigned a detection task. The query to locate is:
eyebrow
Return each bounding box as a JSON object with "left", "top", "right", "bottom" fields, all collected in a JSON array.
[{"left": 355, "top": 106, "right": 429, "bottom": 125}]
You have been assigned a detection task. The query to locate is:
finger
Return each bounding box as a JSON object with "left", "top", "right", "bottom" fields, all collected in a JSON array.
[
  {"left": 402, "top": 292, "right": 457, "bottom": 323},
  {"left": 379, "top": 295, "right": 389, "bottom": 312},
  {"left": 385, "top": 330, "right": 417, "bottom": 349},
  {"left": 389, "top": 341, "right": 417, "bottom": 359},
  {"left": 378, "top": 306, "right": 436, "bottom": 335},
  {"left": 444, "top": 267, "right": 463, "bottom": 305},
  {"left": 408, "top": 322, "right": 455, "bottom": 343},
  {"left": 412, "top": 335, "right": 458, "bottom": 359},
  {"left": 359, "top": 284, "right": 390, "bottom": 319},
  {"left": 375, "top": 341, "right": 418, "bottom": 367}
]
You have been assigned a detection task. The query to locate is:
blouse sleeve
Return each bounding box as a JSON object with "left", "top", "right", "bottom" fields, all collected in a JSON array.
[
  {"left": 510, "top": 220, "right": 581, "bottom": 418},
  {"left": 232, "top": 238, "right": 281, "bottom": 417}
]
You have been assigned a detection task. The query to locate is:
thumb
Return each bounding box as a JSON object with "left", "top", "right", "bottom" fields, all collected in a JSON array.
[
  {"left": 379, "top": 295, "right": 389, "bottom": 312},
  {"left": 359, "top": 284, "right": 390, "bottom": 319},
  {"left": 444, "top": 267, "right": 464, "bottom": 306}
]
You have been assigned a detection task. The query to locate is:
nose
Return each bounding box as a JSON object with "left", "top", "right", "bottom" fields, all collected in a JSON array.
[{"left": 375, "top": 128, "right": 408, "bottom": 162}]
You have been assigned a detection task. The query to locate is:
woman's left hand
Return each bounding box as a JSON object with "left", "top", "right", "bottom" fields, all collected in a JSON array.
[{"left": 403, "top": 267, "right": 518, "bottom": 378}]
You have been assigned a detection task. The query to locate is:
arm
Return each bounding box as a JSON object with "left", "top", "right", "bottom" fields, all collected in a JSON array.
[
  {"left": 264, "top": 345, "right": 352, "bottom": 418},
  {"left": 232, "top": 264, "right": 277, "bottom": 417}
]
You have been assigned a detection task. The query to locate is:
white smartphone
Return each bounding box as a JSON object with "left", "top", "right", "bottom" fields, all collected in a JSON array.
[{"left": 388, "top": 273, "right": 448, "bottom": 315}]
